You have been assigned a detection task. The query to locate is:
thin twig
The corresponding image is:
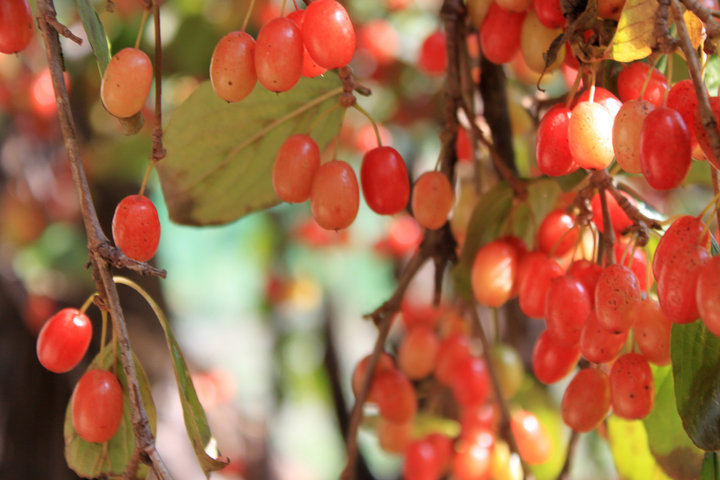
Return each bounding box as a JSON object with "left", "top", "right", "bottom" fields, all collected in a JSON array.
[
  {"left": 556, "top": 430, "right": 581, "bottom": 480},
  {"left": 151, "top": 0, "right": 165, "bottom": 164},
  {"left": 713, "top": 169, "right": 720, "bottom": 231},
  {"left": 36, "top": 2, "right": 171, "bottom": 478}
]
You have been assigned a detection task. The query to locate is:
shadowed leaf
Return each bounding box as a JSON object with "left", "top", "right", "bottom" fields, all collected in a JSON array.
[{"left": 158, "top": 76, "right": 344, "bottom": 226}]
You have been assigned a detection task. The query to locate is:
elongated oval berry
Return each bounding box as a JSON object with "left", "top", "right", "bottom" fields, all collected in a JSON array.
[
  {"left": 302, "top": 0, "right": 356, "bottom": 69},
  {"left": 653, "top": 215, "right": 708, "bottom": 279},
  {"left": 666, "top": 79, "right": 699, "bottom": 150},
  {"left": 595, "top": 264, "right": 641, "bottom": 333},
  {"left": 255, "top": 17, "right": 303, "bottom": 92},
  {"left": 412, "top": 171, "right": 453, "bottom": 230},
  {"left": 210, "top": 31, "right": 257, "bottom": 102},
  {"left": 632, "top": 298, "right": 671, "bottom": 365},
  {"left": 287, "top": 10, "right": 327, "bottom": 78},
  {"left": 610, "top": 353, "right": 654, "bottom": 419},
  {"left": 568, "top": 101, "right": 615, "bottom": 170},
  {"left": 72, "top": 369, "right": 124, "bottom": 443},
  {"left": 511, "top": 410, "right": 553, "bottom": 465},
  {"left": 471, "top": 238, "right": 521, "bottom": 308},
  {"left": 518, "top": 254, "right": 563, "bottom": 318},
  {"left": 613, "top": 99, "right": 654, "bottom": 173},
  {"left": 561, "top": 368, "right": 610, "bottom": 432},
  {"left": 418, "top": 30, "right": 447, "bottom": 75},
  {"left": 617, "top": 62, "right": 667, "bottom": 106},
  {"left": 534, "top": 0, "right": 565, "bottom": 28},
  {"left": 101, "top": 48, "right": 153, "bottom": 118},
  {"left": 480, "top": 3, "right": 525, "bottom": 64},
  {"left": 640, "top": 107, "right": 691, "bottom": 190},
  {"left": 545, "top": 275, "right": 591, "bottom": 347},
  {"left": 0, "top": 0, "right": 33, "bottom": 54},
  {"left": 694, "top": 96, "right": 720, "bottom": 169},
  {"left": 310, "top": 160, "right": 360, "bottom": 230},
  {"left": 580, "top": 310, "right": 627, "bottom": 363},
  {"left": 37, "top": 308, "right": 92, "bottom": 373},
  {"left": 532, "top": 329, "right": 580, "bottom": 384},
  {"left": 536, "top": 104, "right": 578, "bottom": 176},
  {"left": 370, "top": 368, "right": 417, "bottom": 423},
  {"left": 360, "top": 146, "right": 410, "bottom": 215},
  {"left": 657, "top": 244, "right": 709, "bottom": 324},
  {"left": 112, "top": 194, "right": 161, "bottom": 262},
  {"left": 272, "top": 134, "right": 321, "bottom": 203}
]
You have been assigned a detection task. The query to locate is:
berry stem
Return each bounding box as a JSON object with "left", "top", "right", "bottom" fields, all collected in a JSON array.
[
  {"left": 697, "top": 188, "right": 720, "bottom": 222},
  {"left": 100, "top": 309, "right": 108, "bottom": 363},
  {"left": 352, "top": 103, "right": 383, "bottom": 147},
  {"left": 134, "top": 8, "right": 149, "bottom": 50},
  {"left": 138, "top": 162, "right": 153, "bottom": 197},
  {"left": 151, "top": 0, "right": 166, "bottom": 165},
  {"left": 565, "top": 68, "right": 583, "bottom": 109},
  {"left": 79, "top": 292, "right": 98, "bottom": 314},
  {"left": 307, "top": 103, "right": 341, "bottom": 135},
  {"left": 241, "top": 0, "right": 257, "bottom": 32}
]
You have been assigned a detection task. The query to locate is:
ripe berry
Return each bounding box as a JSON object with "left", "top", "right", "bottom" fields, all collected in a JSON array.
[
  {"left": 698, "top": 256, "right": 720, "bottom": 336},
  {"left": 302, "top": 0, "right": 356, "bottom": 69},
  {"left": 398, "top": 325, "right": 440, "bottom": 380},
  {"left": 418, "top": 30, "right": 447, "bottom": 76},
  {"left": 613, "top": 99, "right": 655, "bottom": 174},
  {"left": 561, "top": 368, "right": 610, "bottom": 432},
  {"left": 351, "top": 352, "right": 394, "bottom": 398},
  {"left": 480, "top": 3, "right": 525, "bottom": 65},
  {"left": 518, "top": 254, "right": 563, "bottom": 318},
  {"left": 632, "top": 298, "right": 671, "bottom": 365},
  {"left": 360, "top": 146, "right": 410, "bottom": 215},
  {"left": 210, "top": 31, "right": 257, "bottom": 103},
  {"left": 534, "top": 0, "right": 565, "bottom": 27},
  {"left": 610, "top": 353, "right": 654, "bottom": 419},
  {"left": 590, "top": 190, "right": 634, "bottom": 234},
  {"left": 568, "top": 101, "right": 615, "bottom": 170},
  {"left": 579, "top": 310, "right": 627, "bottom": 364},
  {"left": 536, "top": 105, "right": 577, "bottom": 177},
  {"left": 532, "top": 329, "right": 580, "bottom": 384},
  {"left": 653, "top": 215, "right": 708, "bottom": 279},
  {"left": 617, "top": 62, "right": 668, "bottom": 106},
  {"left": 411, "top": 171, "right": 453, "bottom": 230},
  {"left": 369, "top": 368, "right": 417, "bottom": 423},
  {"left": 657, "top": 244, "right": 709, "bottom": 323},
  {"left": 595, "top": 264, "right": 641, "bottom": 333},
  {"left": 511, "top": 410, "right": 553, "bottom": 464},
  {"left": 537, "top": 209, "right": 577, "bottom": 256},
  {"left": 545, "top": 275, "right": 591, "bottom": 347},
  {"left": 0, "top": 0, "right": 33, "bottom": 54},
  {"left": 112, "top": 194, "right": 161, "bottom": 262},
  {"left": 36, "top": 308, "right": 92, "bottom": 373},
  {"left": 310, "top": 160, "right": 360, "bottom": 230},
  {"left": 694, "top": 96, "right": 720, "bottom": 170},
  {"left": 666, "top": 79, "right": 699, "bottom": 150},
  {"left": 471, "top": 238, "right": 521, "bottom": 308},
  {"left": 640, "top": 107, "right": 692, "bottom": 190},
  {"left": 287, "top": 10, "right": 327, "bottom": 78},
  {"left": 255, "top": 17, "right": 303, "bottom": 93},
  {"left": 272, "top": 134, "right": 321, "bottom": 203},
  {"left": 101, "top": 48, "right": 153, "bottom": 118},
  {"left": 72, "top": 369, "right": 124, "bottom": 443}
]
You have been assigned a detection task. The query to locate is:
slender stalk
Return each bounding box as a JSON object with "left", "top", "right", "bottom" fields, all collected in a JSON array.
[{"left": 36, "top": 2, "right": 170, "bottom": 478}]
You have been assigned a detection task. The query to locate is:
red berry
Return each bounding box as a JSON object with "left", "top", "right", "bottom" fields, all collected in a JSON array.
[
  {"left": 653, "top": 215, "right": 709, "bottom": 279},
  {"left": 536, "top": 105, "right": 578, "bottom": 176},
  {"left": 613, "top": 99, "right": 655, "bottom": 174},
  {"left": 287, "top": 10, "right": 327, "bottom": 78},
  {"left": 698, "top": 256, "right": 720, "bottom": 336},
  {"left": 617, "top": 62, "right": 668, "bottom": 106},
  {"left": 693, "top": 95, "right": 720, "bottom": 169},
  {"left": 72, "top": 369, "right": 124, "bottom": 443},
  {"left": 534, "top": 0, "right": 565, "bottom": 28},
  {"left": 537, "top": 209, "right": 578, "bottom": 256},
  {"left": 255, "top": 17, "right": 303, "bottom": 92},
  {"left": 640, "top": 107, "right": 692, "bottom": 190},
  {"left": 272, "top": 134, "right": 321, "bottom": 203},
  {"left": 657, "top": 243, "right": 709, "bottom": 323},
  {"left": 411, "top": 171, "right": 453, "bottom": 230},
  {"left": 112, "top": 195, "right": 161, "bottom": 262},
  {"left": 632, "top": 298, "right": 672, "bottom": 365},
  {"left": 610, "top": 353, "right": 654, "bottom": 419},
  {"left": 511, "top": 410, "right": 553, "bottom": 464},
  {"left": 480, "top": 3, "right": 525, "bottom": 65},
  {"left": 360, "top": 146, "right": 410, "bottom": 215},
  {"left": 310, "top": 160, "right": 360, "bottom": 230},
  {"left": 101, "top": 48, "right": 153, "bottom": 118},
  {"left": 594, "top": 264, "right": 641, "bottom": 333},
  {"left": 370, "top": 368, "right": 417, "bottom": 423},
  {"left": 351, "top": 352, "right": 394, "bottom": 398},
  {"left": 210, "top": 31, "right": 257, "bottom": 103},
  {"left": 545, "top": 275, "right": 591, "bottom": 347},
  {"left": 36, "top": 308, "right": 92, "bottom": 373},
  {"left": 302, "top": 0, "right": 356, "bottom": 69},
  {"left": 398, "top": 325, "right": 440, "bottom": 380},
  {"left": 435, "top": 334, "right": 472, "bottom": 385},
  {"left": 579, "top": 310, "right": 627, "bottom": 364},
  {"left": 590, "top": 190, "right": 634, "bottom": 234},
  {"left": 532, "top": 329, "right": 580, "bottom": 384},
  {"left": 666, "top": 79, "right": 699, "bottom": 149},
  {"left": 561, "top": 368, "right": 610, "bottom": 432},
  {"left": 518, "top": 254, "right": 563, "bottom": 318},
  {"left": 450, "top": 356, "right": 490, "bottom": 408},
  {"left": 471, "top": 238, "right": 521, "bottom": 308},
  {"left": 418, "top": 30, "right": 447, "bottom": 76},
  {"left": 0, "top": 0, "right": 33, "bottom": 54}
]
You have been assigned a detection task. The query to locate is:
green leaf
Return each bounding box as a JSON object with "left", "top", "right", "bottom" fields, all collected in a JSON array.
[
  {"left": 672, "top": 321, "right": 720, "bottom": 451},
  {"left": 158, "top": 76, "right": 344, "bottom": 226},
  {"left": 113, "top": 278, "right": 229, "bottom": 476},
  {"left": 609, "top": 0, "right": 658, "bottom": 62},
  {"left": 710, "top": 233, "right": 719, "bottom": 256},
  {"left": 702, "top": 452, "right": 720, "bottom": 480},
  {"left": 608, "top": 417, "right": 671, "bottom": 480},
  {"left": 65, "top": 348, "right": 156, "bottom": 479},
  {"left": 75, "top": 0, "right": 111, "bottom": 74},
  {"left": 644, "top": 365, "right": 703, "bottom": 480}
]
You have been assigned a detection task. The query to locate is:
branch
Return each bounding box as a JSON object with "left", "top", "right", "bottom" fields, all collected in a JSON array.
[
  {"left": 35, "top": 2, "right": 171, "bottom": 478},
  {"left": 556, "top": 430, "right": 580, "bottom": 480}
]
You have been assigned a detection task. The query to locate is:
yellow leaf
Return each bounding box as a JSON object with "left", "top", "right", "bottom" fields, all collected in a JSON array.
[
  {"left": 609, "top": 0, "right": 659, "bottom": 62},
  {"left": 684, "top": 9, "right": 704, "bottom": 51}
]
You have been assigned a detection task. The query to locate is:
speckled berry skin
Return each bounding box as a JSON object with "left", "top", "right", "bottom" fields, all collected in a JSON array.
[{"left": 111, "top": 194, "right": 160, "bottom": 262}]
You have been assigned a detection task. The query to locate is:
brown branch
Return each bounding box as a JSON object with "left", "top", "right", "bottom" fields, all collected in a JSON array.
[
  {"left": 556, "top": 430, "right": 581, "bottom": 480},
  {"left": 679, "top": 0, "right": 720, "bottom": 37},
  {"left": 36, "top": 2, "right": 171, "bottom": 479},
  {"left": 45, "top": 16, "right": 83, "bottom": 44},
  {"left": 713, "top": 169, "right": 720, "bottom": 232},
  {"left": 598, "top": 176, "right": 615, "bottom": 265},
  {"left": 467, "top": 305, "right": 534, "bottom": 480}
]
